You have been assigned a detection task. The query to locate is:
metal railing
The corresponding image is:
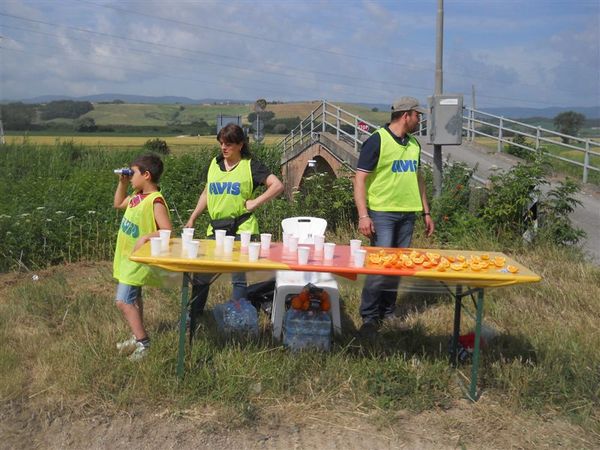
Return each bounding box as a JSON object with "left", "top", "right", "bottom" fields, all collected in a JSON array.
[
  {"left": 277, "top": 100, "right": 600, "bottom": 184},
  {"left": 278, "top": 101, "right": 426, "bottom": 164},
  {"left": 463, "top": 108, "right": 600, "bottom": 183}
]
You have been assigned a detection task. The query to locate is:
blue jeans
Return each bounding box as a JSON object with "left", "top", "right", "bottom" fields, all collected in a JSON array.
[
  {"left": 191, "top": 235, "right": 248, "bottom": 316},
  {"left": 360, "top": 210, "right": 416, "bottom": 324}
]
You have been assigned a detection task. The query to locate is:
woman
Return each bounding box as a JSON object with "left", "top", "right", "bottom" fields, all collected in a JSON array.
[{"left": 185, "top": 123, "right": 283, "bottom": 326}]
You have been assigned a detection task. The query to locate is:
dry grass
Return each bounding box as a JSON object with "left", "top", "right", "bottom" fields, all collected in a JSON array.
[
  {"left": 4, "top": 134, "right": 281, "bottom": 148},
  {"left": 0, "top": 245, "right": 599, "bottom": 447}
]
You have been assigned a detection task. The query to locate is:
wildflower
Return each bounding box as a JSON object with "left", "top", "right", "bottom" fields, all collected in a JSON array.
[
  {"left": 6, "top": 231, "right": 11, "bottom": 235},
  {"left": 46, "top": 218, "right": 52, "bottom": 222},
  {"left": 20, "top": 213, "right": 30, "bottom": 217},
  {"left": 36, "top": 206, "right": 45, "bottom": 210},
  {"left": 0, "top": 214, "right": 11, "bottom": 219},
  {"left": 66, "top": 216, "right": 75, "bottom": 220},
  {"left": 87, "top": 210, "right": 96, "bottom": 214},
  {"left": 55, "top": 211, "right": 65, "bottom": 215}
]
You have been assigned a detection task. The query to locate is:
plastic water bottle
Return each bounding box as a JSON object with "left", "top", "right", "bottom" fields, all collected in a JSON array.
[
  {"left": 222, "top": 299, "right": 258, "bottom": 336},
  {"left": 114, "top": 168, "right": 134, "bottom": 176}
]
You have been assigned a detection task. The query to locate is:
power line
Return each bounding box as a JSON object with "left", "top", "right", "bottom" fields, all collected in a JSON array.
[
  {"left": 0, "top": 13, "right": 432, "bottom": 95},
  {"left": 0, "top": 22, "right": 431, "bottom": 97}
]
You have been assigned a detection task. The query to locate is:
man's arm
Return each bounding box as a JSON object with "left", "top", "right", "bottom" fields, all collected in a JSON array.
[
  {"left": 354, "top": 170, "right": 375, "bottom": 238},
  {"left": 417, "top": 171, "right": 434, "bottom": 237}
]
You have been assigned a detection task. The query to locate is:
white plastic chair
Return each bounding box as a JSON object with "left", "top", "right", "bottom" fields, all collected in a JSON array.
[{"left": 271, "top": 217, "right": 342, "bottom": 340}]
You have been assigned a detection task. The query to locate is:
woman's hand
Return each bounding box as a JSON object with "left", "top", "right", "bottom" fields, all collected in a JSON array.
[{"left": 245, "top": 199, "right": 258, "bottom": 212}]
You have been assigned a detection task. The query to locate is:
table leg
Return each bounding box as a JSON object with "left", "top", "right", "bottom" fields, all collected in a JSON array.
[
  {"left": 450, "top": 285, "right": 463, "bottom": 367},
  {"left": 177, "top": 272, "right": 190, "bottom": 379},
  {"left": 469, "top": 289, "right": 484, "bottom": 400}
]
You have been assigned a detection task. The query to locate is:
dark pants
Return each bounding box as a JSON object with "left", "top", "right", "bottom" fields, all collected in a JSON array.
[
  {"left": 189, "top": 235, "right": 248, "bottom": 337},
  {"left": 359, "top": 210, "right": 416, "bottom": 324}
]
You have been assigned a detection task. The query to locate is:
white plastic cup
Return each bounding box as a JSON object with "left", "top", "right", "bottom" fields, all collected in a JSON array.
[
  {"left": 159, "top": 229, "right": 171, "bottom": 251},
  {"left": 223, "top": 235, "right": 235, "bottom": 255},
  {"left": 353, "top": 249, "right": 367, "bottom": 267},
  {"left": 150, "top": 237, "right": 162, "bottom": 256},
  {"left": 297, "top": 246, "right": 310, "bottom": 265},
  {"left": 248, "top": 242, "right": 261, "bottom": 262},
  {"left": 282, "top": 232, "right": 291, "bottom": 248},
  {"left": 214, "top": 229, "right": 226, "bottom": 247},
  {"left": 313, "top": 234, "right": 325, "bottom": 253},
  {"left": 288, "top": 236, "right": 298, "bottom": 253},
  {"left": 350, "top": 239, "right": 362, "bottom": 256},
  {"left": 182, "top": 227, "right": 194, "bottom": 237},
  {"left": 260, "top": 233, "right": 272, "bottom": 250},
  {"left": 239, "top": 231, "right": 251, "bottom": 248},
  {"left": 323, "top": 242, "right": 336, "bottom": 260},
  {"left": 187, "top": 240, "right": 199, "bottom": 258}
]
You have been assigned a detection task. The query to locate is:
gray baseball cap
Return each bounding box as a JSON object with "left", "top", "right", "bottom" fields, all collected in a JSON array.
[{"left": 391, "top": 96, "right": 426, "bottom": 114}]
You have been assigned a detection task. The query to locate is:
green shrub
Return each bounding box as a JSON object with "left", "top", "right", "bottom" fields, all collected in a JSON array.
[{"left": 143, "top": 138, "right": 171, "bottom": 155}]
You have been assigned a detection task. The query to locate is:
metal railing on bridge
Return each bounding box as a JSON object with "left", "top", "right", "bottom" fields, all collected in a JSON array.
[
  {"left": 464, "top": 108, "right": 600, "bottom": 183},
  {"left": 277, "top": 100, "right": 600, "bottom": 184},
  {"left": 278, "top": 101, "right": 426, "bottom": 165}
]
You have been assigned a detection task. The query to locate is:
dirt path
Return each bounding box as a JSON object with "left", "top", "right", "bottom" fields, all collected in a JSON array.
[{"left": 2, "top": 399, "right": 596, "bottom": 450}]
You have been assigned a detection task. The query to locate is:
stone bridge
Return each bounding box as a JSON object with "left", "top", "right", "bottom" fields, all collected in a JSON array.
[{"left": 280, "top": 131, "right": 359, "bottom": 196}]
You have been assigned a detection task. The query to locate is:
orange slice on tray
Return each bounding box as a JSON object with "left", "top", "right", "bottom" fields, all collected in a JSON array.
[
  {"left": 507, "top": 265, "right": 519, "bottom": 273},
  {"left": 494, "top": 256, "right": 506, "bottom": 267},
  {"left": 470, "top": 262, "right": 482, "bottom": 271},
  {"left": 422, "top": 261, "right": 432, "bottom": 269},
  {"left": 457, "top": 255, "right": 466, "bottom": 262},
  {"left": 481, "top": 253, "right": 490, "bottom": 260},
  {"left": 450, "top": 263, "right": 464, "bottom": 271}
]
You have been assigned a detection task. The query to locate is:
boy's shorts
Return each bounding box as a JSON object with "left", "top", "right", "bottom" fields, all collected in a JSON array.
[{"left": 115, "top": 283, "right": 142, "bottom": 305}]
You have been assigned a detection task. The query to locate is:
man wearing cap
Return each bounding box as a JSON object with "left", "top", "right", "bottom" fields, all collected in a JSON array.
[{"left": 353, "top": 96, "right": 435, "bottom": 336}]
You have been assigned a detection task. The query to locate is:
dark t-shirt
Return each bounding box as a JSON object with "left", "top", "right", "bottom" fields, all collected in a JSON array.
[
  {"left": 204, "top": 155, "right": 271, "bottom": 190},
  {"left": 356, "top": 124, "right": 421, "bottom": 172}
]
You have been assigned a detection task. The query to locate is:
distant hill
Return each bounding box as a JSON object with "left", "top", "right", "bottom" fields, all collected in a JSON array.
[
  {"left": 484, "top": 106, "right": 600, "bottom": 120},
  {"left": 17, "top": 93, "right": 250, "bottom": 105},
  {"left": 6, "top": 94, "right": 599, "bottom": 119}
]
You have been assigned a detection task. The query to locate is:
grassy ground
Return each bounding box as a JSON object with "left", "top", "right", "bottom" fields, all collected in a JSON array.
[{"left": 0, "top": 241, "right": 598, "bottom": 447}]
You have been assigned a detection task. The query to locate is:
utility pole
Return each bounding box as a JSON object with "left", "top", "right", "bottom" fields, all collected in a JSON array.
[{"left": 432, "top": 0, "right": 444, "bottom": 198}]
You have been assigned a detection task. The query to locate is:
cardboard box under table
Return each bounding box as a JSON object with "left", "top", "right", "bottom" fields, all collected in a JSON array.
[{"left": 131, "top": 239, "right": 541, "bottom": 401}]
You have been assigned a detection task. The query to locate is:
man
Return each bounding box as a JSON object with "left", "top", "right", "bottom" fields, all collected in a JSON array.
[{"left": 353, "top": 96, "right": 435, "bottom": 336}]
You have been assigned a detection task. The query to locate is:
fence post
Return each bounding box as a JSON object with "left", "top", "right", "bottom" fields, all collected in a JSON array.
[
  {"left": 583, "top": 139, "right": 590, "bottom": 184},
  {"left": 497, "top": 117, "right": 504, "bottom": 152},
  {"left": 354, "top": 116, "right": 358, "bottom": 152},
  {"left": 322, "top": 102, "right": 326, "bottom": 133},
  {"left": 535, "top": 126, "right": 541, "bottom": 153},
  {"left": 310, "top": 111, "right": 314, "bottom": 137},
  {"left": 336, "top": 108, "right": 340, "bottom": 140}
]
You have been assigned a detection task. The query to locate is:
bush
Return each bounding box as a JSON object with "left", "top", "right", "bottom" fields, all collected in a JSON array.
[
  {"left": 143, "top": 138, "right": 170, "bottom": 155},
  {"left": 506, "top": 134, "right": 534, "bottom": 161}
]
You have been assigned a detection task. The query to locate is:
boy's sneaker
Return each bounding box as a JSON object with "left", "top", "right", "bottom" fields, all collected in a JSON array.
[
  {"left": 116, "top": 335, "right": 137, "bottom": 353},
  {"left": 128, "top": 341, "right": 150, "bottom": 361}
]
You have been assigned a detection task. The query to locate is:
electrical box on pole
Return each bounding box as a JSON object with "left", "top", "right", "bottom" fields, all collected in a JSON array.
[{"left": 428, "top": 94, "right": 463, "bottom": 145}]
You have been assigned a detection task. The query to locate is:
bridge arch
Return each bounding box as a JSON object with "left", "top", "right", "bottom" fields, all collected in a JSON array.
[{"left": 281, "top": 141, "right": 348, "bottom": 196}]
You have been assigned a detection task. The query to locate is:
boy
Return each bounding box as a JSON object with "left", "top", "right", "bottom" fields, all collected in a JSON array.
[{"left": 113, "top": 153, "right": 171, "bottom": 360}]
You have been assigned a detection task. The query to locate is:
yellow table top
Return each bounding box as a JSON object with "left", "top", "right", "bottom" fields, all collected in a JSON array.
[{"left": 130, "top": 239, "right": 541, "bottom": 288}]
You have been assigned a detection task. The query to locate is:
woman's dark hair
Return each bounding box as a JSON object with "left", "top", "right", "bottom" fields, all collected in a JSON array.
[
  {"left": 217, "top": 123, "right": 251, "bottom": 158},
  {"left": 131, "top": 153, "right": 164, "bottom": 183}
]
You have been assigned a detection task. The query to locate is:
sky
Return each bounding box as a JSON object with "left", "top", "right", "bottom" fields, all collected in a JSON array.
[{"left": 0, "top": 0, "right": 599, "bottom": 109}]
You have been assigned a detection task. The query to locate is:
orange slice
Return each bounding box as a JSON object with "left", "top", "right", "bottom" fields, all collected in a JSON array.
[
  {"left": 422, "top": 261, "right": 432, "bottom": 268},
  {"left": 507, "top": 265, "right": 519, "bottom": 273},
  {"left": 481, "top": 254, "right": 490, "bottom": 260},
  {"left": 450, "top": 263, "right": 464, "bottom": 271}
]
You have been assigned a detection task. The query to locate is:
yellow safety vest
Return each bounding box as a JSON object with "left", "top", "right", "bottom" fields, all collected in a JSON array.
[
  {"left": 113, "top": 191, "right": 167, "bottom": 286},
  {"left": 366, "top": 129, "right": 423, "bottom": 212},
  {"left": 206, "top": 157, "right": 259, "bottom": 235}
]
